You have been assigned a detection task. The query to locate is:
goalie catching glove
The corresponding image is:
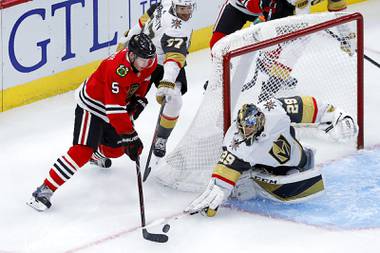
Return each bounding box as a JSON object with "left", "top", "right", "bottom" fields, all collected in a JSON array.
[
  {"left": 156, "top": 80, "right": 176, "bottom": 104},
  {"left": 318, "top": 105, "right": 358, "bottom": 142},
  {"left": 184, "top": 177, "right": 234, "bottom": 217}
]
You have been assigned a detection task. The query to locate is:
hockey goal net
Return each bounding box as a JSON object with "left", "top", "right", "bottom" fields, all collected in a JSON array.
[{"left": 154, "top": 12, "right": 364, "bottom": 192}]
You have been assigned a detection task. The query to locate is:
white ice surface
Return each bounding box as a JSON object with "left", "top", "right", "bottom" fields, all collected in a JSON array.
[{"left": 1, "top": 1, "right": 380, "bottom": 252}]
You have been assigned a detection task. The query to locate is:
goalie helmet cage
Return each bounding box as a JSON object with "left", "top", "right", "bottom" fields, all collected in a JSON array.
[{"left": 155, "top": 12, "right": 364, "bottom": 192}]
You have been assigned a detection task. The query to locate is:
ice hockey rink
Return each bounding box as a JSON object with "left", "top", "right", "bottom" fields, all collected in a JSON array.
[{"left": 1, "top": 1, "right": 380, "bottom": 252}]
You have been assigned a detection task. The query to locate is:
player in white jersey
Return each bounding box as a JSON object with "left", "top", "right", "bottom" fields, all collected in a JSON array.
[
  {"left": 118, "top": 0, "right": 195, "bottom": 158},
  {"left": 185, "top": 95, "right": 358, "bottom": 216}
]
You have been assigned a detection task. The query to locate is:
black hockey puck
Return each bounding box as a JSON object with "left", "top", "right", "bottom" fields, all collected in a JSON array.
[{"left": 162, "top": 224, "right": 170, "bottom": 233}]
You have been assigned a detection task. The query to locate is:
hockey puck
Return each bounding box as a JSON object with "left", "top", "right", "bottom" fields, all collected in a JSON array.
[{"left": 162, "top": 224, "right": 170, "bottom": 233}]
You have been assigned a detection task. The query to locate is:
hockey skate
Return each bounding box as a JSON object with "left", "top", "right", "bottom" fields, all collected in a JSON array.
[
  {"left": 153, "top": 137, "right": 167, "bottom": 158},
  {"left": 89, "top": 151, "right": 112, "bottom": 168},
  {"left": 27, "top": 184, "right": 53, "bottom": 212}
]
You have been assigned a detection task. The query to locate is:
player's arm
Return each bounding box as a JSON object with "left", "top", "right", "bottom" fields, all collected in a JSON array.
[
  {"left": 185, "top": 147, "right": 251, "bottom": 217},
  {"left": 156, "top": 33, "right": 189, "bottom": 103},
  {"left": 278, "top": 96, "right": 318, "bottom": 124},
  {"left": 161, "top": 33, "right": 188, "bottom": 82},
  {"left": 102, "top": 62, "right": 134, "bottom": 135},
  {"left": 117, "top": 3, "right": 159, "bottom": 51},
  {"left": 213, "top": 148, "right": 251, "bottom": 185},
  {"left": 279, "top": 96, "right": 358, "bottom": 142}
]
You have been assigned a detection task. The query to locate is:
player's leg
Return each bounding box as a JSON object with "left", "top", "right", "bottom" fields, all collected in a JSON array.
[
  {"left": 27, "top": 106, "right": 104, "bottom": 211},
  {"left": 233, "top": 165, "right": 324, "bottom": 203},
  {"left": 210, "top": 3, "right": 253, "bottom": 49},
  {"left": 89, "top": 123, "right": 126, "bottom": 168},
  {"left": 153, "top": 68, "right": 187, "bottom": 158}
]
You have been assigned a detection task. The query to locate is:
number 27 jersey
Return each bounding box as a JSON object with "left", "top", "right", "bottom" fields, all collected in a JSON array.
[{"left": 142, "top": 4, "right": 193, "bottom": 68}]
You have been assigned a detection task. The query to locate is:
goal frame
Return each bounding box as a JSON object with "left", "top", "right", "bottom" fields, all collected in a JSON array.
[{"left": 222, "top": 12, "right": 364, "bottom": 149}]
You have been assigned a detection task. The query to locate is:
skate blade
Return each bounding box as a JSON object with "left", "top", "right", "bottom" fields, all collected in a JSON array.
[{"left": 26, "top": 197, "right": 49, "bottom": 212}]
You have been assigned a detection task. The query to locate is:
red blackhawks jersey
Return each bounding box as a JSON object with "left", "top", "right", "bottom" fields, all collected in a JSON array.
[
  {"left": 229, "top": 0, "right": 262, "bottom": 16},
  {"left": 75, "top": 48, "right": 157, "bottom": 135}
]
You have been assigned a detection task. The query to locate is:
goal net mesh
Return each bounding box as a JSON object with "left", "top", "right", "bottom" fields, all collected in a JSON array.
[{"left": 153, "top": 12, "right": 361, "bottom": 192}]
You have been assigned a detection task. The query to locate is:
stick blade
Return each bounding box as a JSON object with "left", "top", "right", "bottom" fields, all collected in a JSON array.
[{"left": 142, "top": 229, "right": 168, "bottom": 243}]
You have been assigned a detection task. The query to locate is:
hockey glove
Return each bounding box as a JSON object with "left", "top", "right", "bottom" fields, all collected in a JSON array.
[
  {"left": 127, "top": 95, "right": 148, "bottom": 120},
  {"left": 184, "top": 178, "right": 233, "bottom": 217},
  {"left": 118, "top": 132, "right": 143, "bottom": 161},
  {"left": 318, "top": 107, "right": 358, "bottom": 143},
  {"left": 156, "top": 80, "right": 176, "bottom": 105},
  {"left": 260, "top": 0, "right": 295, "bottom": 21}
]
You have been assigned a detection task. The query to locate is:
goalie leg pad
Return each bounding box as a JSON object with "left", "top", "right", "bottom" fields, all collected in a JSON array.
[
  {"left": 301, "top": 146, "right": 316, "bottom": 171},
  {"left": 231, "top": 171, "right": 257, "bottom": 201},
  {"left": 251, "top": 168, "right": 325, "bottom": 202}
]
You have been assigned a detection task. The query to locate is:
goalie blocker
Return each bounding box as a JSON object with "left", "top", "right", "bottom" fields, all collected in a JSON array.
[{"left": 185, "top": 96, "right": 358, "bottom": 216}]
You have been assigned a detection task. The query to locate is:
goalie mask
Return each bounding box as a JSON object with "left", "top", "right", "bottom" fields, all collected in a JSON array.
[
  {"left": 237, "top": 104, "right": 265, "bottom": 144},
  {"left": 171, "top": 0, "right": 195, "bottom": 21}
]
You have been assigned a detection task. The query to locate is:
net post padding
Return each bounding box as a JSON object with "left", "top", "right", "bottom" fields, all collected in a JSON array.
[{"left": 154, "top": 12, "right": 363, "bottom": 192}]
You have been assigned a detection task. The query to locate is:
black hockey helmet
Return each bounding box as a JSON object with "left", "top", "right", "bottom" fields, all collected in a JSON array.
[
  {"left": 237, "top": 103, "right": 265, "bottom": 143},
  {"left": 128, "top": 33, "right": 156, "bottom": 59}
]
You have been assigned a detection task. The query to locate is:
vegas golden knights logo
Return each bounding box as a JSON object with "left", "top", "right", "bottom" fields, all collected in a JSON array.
[
  {"left": 127, "top": 83, "right": 140, "bottom": 98},
  {"left": 269, "top": 135, "right": 291, "bottom": 164}
]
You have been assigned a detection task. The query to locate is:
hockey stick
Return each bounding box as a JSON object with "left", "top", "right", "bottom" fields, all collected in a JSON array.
[
  {"left": 135, "top": 156, "right": 169, "bottom": 243},
  {"left": 363, "top": 53, "right": 380, "bottom": 69},
  {"left": 143, "top": 102, "right": 165, "bottom": 182}
]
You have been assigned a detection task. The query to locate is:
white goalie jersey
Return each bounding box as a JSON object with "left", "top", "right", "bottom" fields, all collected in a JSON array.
[
  {"left": 222, "top": 95, "right": 358, "bottom": 173},
  {"left": 224, "top": 99, "right": 304, "bottom": 169}
]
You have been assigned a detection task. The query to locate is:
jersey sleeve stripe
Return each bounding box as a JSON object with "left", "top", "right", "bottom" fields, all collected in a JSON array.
[
  {"left": 164, "top": 52, "right": 186, "bottom": 68},
  {"left": 300, "top": 96, "right": 318, "bottom": 123},
  {"left": 105, "top": 104, "right": 127, "bottom": 115},
  {"left": 77, "top": 81, "right": 109, "bottom": 122},
  {"left": 212, "top": 164, "right": 241, "bottom": 186}
]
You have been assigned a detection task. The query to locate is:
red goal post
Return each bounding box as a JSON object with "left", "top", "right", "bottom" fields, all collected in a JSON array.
[{"left": 222, "top": 12, "right": 364, "bottom": 148}]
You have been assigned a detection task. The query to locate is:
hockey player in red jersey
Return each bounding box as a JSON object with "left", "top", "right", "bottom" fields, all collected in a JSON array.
[
  {"left": 210, "top": 0, "right": 292, "bottom": 49},
  {"left": 27, "top": 33, "right": 157, "bottom": 212},
  {"left": 210, "top": 0, "right": 347, "bottom": 49}
]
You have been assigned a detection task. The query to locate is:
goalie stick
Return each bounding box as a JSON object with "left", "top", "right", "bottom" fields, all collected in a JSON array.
[
  {"left": 135, "top": 156, "right": 169, "bottom": 243},
  {"left": 143, "top": 102, "right": 165, "bottom": 182}
]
